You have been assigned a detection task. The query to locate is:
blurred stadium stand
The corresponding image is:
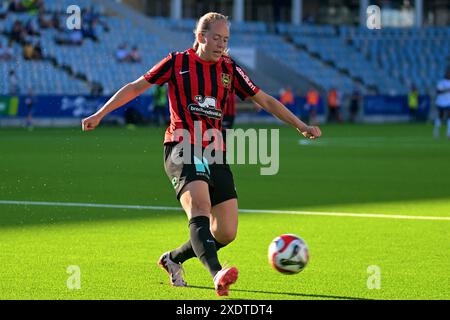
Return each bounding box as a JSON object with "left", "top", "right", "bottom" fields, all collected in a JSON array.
[
  {"left": 343, "top": 26, "right": 450, "bottom": 95},
  {"left": 105, "top": 0, "right": 449, "bottom": 97},
  {"left": 0, "top": 12, "right": 90, "bottom": 94},
  {"left": 0, "top": 0, "right": 449, "bottom": 110}
]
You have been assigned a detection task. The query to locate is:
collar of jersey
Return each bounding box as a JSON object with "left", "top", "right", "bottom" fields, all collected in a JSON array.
[{"left": 187, "top": 48, "right": 222, "bottom": 65}]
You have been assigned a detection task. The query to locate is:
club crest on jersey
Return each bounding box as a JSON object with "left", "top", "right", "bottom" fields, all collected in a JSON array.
[{"left": 221, "top": 73, "right": 231, "bottom": 88}]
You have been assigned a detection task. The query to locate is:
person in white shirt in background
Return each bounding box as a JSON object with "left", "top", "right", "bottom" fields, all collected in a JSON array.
[
  {"left": 434, "top": 69, "right": 450, "bottom": 139},
  {"left": 9, "top": 70, "right": 19, "bottom": 95},
  {"left": 115, "top": 43, "right": 129, "bottom": 63}
]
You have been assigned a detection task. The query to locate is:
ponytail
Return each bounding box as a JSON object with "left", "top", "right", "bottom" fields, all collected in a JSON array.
[{"left": 193, "top": 39, "right": 199, "bottom": 51}]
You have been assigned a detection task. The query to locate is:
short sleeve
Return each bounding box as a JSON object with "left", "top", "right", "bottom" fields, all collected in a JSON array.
[
  {"left": 143, "top": 53, "right": 173, "bottom": 85},
  {"left": 233, "top": 63, "right": 260, "bottom": 100}
]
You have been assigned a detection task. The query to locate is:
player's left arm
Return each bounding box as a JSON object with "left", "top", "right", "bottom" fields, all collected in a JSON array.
[{"left": 249, "top": 90, "right": 321, "bottom": 139}]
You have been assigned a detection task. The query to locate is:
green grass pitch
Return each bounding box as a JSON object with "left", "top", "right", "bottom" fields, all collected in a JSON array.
[{"left": 0, "top": 123, "right": 449, "bottom": 300}]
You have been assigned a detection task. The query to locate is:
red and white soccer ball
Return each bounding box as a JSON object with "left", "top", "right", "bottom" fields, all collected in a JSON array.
[{"left": 268, "top": 234, "right": 309, "bottom": 274}]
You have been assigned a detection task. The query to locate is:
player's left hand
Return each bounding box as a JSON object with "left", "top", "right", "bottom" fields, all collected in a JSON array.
[{"left": 81, "top": 113, "right": 102, "bottom": 131}]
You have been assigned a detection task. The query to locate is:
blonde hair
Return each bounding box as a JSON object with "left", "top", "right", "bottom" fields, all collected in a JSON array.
[{"left": 193, "top": 12, "right": 230, "bottom": 52}]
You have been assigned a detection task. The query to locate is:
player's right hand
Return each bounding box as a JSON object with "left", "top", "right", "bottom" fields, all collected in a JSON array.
[
  {"left": 299, "top": 125, "right": 322, "bottom": 140},
  {"left": 81, "top": 114, "right": 102, "bottom": 131}
]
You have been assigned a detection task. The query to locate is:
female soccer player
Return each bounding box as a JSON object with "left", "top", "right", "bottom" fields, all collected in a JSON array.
[{"left": 81, "top": 12, "right": 321, "bottom": 296}]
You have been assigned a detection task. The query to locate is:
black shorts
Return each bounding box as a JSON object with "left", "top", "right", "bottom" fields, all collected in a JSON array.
[{"left": 163, "top": 142, "right": 237, "bottom": 206}]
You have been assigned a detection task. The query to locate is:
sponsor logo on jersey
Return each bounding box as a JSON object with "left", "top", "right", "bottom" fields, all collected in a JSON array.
[
  {"left": 236, "top": 66, "right": 256, "bottom": 91},
  {"left": 188, "top": 95, "right": 222, "bottom": 119}
]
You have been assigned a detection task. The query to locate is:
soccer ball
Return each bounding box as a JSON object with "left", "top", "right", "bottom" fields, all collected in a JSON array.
[{"left": 268, "top": 234, "right": 309, "bottom": 274}]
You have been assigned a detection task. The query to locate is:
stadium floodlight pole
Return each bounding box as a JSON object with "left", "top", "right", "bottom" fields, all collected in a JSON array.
[
  {"left": 291, "top": 0, "right": 302, "bottom": 25},
  {"left": 170, "top": 0, "right": 182, "bottom": 20},
  {"left": 414, "top": 0, "right": 423, "bottom": 27},
  {"left": 360, "top": 0, "right": 369, "bottom": 27},
  {"left": 233, "top": 0, "right": 244, "bottom": 22}
]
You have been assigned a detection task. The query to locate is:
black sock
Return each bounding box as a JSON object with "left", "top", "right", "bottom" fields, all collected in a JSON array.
[
  {"left": 188, "top": 215, "right": 222, "bottom": 277},
  {"left": 170, "top": 241, "right": 195, "bottom": 264},
  {"left": 170, "top": 238, "right": 227, "bottom": 264}
]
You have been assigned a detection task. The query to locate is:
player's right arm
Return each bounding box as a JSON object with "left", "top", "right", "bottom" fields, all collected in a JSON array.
[{"left": 81, "top": 76, "right": 152, "bottom": 131}]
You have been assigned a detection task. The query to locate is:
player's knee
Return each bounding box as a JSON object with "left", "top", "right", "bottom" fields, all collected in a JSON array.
[
  {"left": 190, "top": 199, "right": 211, "bottom": 215},
  {"left": 217, "top": 230, "right": 237, "bottom": 245}
]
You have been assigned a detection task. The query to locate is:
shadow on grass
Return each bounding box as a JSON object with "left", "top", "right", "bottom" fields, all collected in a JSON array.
[
  {"left": 186, "top": 285, "right": 372, "bottom": 300},
  {"left": 0, "top": 204, "right": 184, "bottom": 229}
]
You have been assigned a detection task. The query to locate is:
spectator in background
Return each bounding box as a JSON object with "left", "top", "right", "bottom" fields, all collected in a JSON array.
[
  {"left": 0, "top": 2, "right": 7, "bottom": 18},
  {"left": 51, "top": 12, "right": 61, "bottom": 30},
  {"left": 33, "top": 41, "right": 43, "bottom": 59},
  {"left": 34, "top": 0, "right": 45, "bottom": 13},
  {"left": 86, "top": 5, "right": 110, "bottom": 32},
  {"left": 327, "top": 87, "right": 342, "bottom": 123},
  {"left": 5, "top": 41, "right": 14, "bottom": 60},
  {"left": 151, "top": 84, "right": 168, "bottom": 126},
  {"left": 349, "top": 85, "right": 362, "bottom": 123},
  {"left": 25, "top": 89, "right": 35, "bottom": 130},
  {"left": 82, "top": 6, "right": 109, "bottom": 36},
  {"left": 433, "top": 69, "right": 450, "bottom": 139},
  {"left": 90, "top": 82, "right": 104, "bottom": 96},
  {"left": 338, "top": 89, "right": 344, "bottom": 122},
  {"left": 55, "top": 29, "right": 84, "bottom": 46},
  {"left": 82, "top": 7, "right": 94, "bottom": 25},
  {"left": 37, "top": 10, "right": 56, "bottom": 30},
  {"left": 129, "top": 46, "right": 142, "bottom": 63},
  {"left": 37, "top": 0, "right": 45, "bottom": 8},
  {"left": 25, "top": 18, "right": 40, "bottom": 36},
  {"left": 9, "top": 0, "right": 25, "bottom": 12},
  {"left": 9, "top": 70, "right": 19, "bottom": 95},
  {"left": 279, "top": 86, "right": 295, "bottom": 111},
  {"left": 82, "top": 20, "right": 99, "bottom": 42},
  {"left": 23, "top": 40, "right": 34, "bottom": 60},
  {"left": 305, "top": 87, "right": 320, "bottom": 125},
  {"left": 295, "top": 88, "right": 303, "bottom": 117},
  {"left": 23, "top": 40, "right": 43, "bottom": 60},
  {"left": 115, "top": 43, "right": 129, "bottom": 62},
  {"left": 38, "top": 10, "right": 53, "bottom": 29},
  {"left": 10, "top": 20, "right": 26, "bottom": 44},
  {"left": 408, "top": 85, "right": 419, "bottom": 122},
  {"left": 69, "top": 29, "right": 84, "bottom": 45},
  {"left": 10, "top": 0, "right": 44, "bottom": 13}
]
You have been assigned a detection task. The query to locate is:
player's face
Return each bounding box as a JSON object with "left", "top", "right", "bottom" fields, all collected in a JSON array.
[{"left": 203, "top": 21, "right": 229, "bottom": 62}]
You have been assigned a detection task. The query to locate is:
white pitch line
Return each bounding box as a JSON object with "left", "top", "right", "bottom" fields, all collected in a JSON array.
[
  {"left": 1, "top": 200, "right": 450, "bottom": 221},
  {"left": 239, "top": 208, "right": 450, "bottom": 221}
]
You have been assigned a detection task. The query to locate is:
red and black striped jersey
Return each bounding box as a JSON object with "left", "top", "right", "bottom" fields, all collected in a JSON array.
[
  {"left": 143, "top": 48, "right": 259, "bottom": 149},
  {"left": 223, "top": 92, "right": 237, "bottom": 117}
]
